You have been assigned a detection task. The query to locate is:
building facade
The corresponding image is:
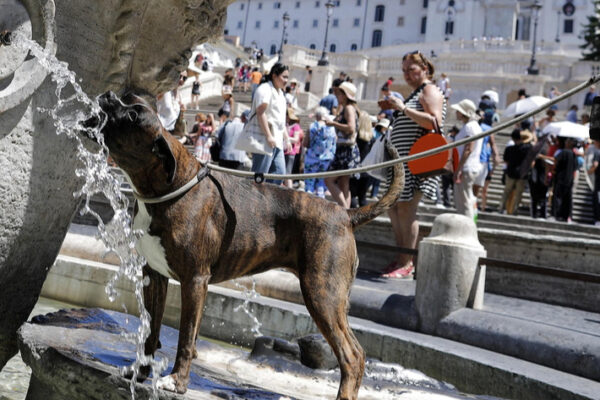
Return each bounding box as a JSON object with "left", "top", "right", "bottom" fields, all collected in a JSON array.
[{"left": 224, "top": 0, "right": 595, "bottom": 55}]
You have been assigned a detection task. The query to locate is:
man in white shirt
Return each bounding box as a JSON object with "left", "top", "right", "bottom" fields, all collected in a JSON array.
[
  {"left": 451, "top": 99, "right": 483, "bottom": 219},
  {"left": 157, "top": 90, "right": 180, "bottom": 132}
]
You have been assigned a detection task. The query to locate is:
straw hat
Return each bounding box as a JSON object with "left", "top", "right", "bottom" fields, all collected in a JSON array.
[
  {"left": 289, "top": 78, "right": 299, "bottom": 85},
  {"left": 376, "top": 118, "right": 390, "bottom": 130},
  {"left": 222, "top": 86, "right": 233, "bottom": 95},
  {"left": 287, "top": 107, "right": 299, "bottom": 122},
  {"left": 336, "top": 81, "right": 357, "bottom": 102},
  {"left": 520, "top": 129, "right": 534, "bottom": 144},
  {"left": 451, "top": 99, "right": 478, "bottom": 120}
]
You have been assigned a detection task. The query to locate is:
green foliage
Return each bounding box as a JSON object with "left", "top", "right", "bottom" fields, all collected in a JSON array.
[{"left": 580, "top": 0, "right": 600, "bottom": 60}]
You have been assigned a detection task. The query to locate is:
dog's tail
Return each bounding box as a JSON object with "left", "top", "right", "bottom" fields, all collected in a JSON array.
[{"left": 347, "top": 142, "right": 404, "bottom": 230}]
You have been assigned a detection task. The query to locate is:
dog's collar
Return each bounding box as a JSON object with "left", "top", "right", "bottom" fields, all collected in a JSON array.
[{"left": 132, "top": 166, "right": 209, "bottom": 204}]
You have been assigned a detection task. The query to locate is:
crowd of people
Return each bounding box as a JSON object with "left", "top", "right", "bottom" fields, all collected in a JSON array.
[{"left": 154, "top": 48, "right": 600, "bottom": 281}]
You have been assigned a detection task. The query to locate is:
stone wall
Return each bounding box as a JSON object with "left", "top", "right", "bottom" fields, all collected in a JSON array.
[{"left": 0, "top": 0, "right": 232, "bottom": 371}]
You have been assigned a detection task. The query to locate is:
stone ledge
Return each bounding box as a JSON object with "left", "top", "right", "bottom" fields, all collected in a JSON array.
[{"left": 41, "top": 256, "right": 600, "bottom": 400}]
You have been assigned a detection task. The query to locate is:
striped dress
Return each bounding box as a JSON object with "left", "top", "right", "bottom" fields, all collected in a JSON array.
[{"left": 388, "top": 83, "right": 447, "bottom": 202}]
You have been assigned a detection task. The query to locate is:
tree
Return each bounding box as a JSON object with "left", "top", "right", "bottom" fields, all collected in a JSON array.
[{"left": 580, "top": 0, "right": 600, "bottom": 60}]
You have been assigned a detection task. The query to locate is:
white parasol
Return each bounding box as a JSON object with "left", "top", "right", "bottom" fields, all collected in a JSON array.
[
  {"left": 482, "top": 90, "right": 499, "bottom": 104},
  {"left": 503, "top": 96, "right": 550, "bottom": 117},
  {"left": 541, "top": 121, "right": 589, "bottom": 140}
]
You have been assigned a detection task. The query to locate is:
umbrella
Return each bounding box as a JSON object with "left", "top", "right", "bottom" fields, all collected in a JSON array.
[
  {"left": 541, "top": 121, "right": 589, "bottom": 140},
  {"left": 503, "top": 96, "right": 550, "bottom": 117},
  {"left": 482, "top": 90, "right": 499, "bottom": 104}
]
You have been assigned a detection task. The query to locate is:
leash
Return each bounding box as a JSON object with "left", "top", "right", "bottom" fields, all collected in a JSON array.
[
  {"left": 205, "top": 75, "right": 600, "bottom": 182},
  {"left": 132, "top": 166, "right": 210, "bottom": 204}
]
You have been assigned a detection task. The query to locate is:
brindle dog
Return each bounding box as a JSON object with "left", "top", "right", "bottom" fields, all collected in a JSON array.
[{"left": 98, "top": 90, "right": 404, "bottom": 400}]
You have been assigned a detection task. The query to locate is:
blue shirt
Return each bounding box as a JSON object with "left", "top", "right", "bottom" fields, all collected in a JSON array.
[
  {"left": 319, "top": 94, "right": 338, "bottom": 114},
  {"left": 566, "top": 109, "right": 578, "bottom": 123},
  {"left": 479, "top": 123, "right": 492, "bottom": 163},
  {"left": 306, "top": 121, "right": 336, "bottom": 161}
]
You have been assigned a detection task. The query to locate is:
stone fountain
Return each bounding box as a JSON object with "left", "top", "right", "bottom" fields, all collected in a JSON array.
[{"left": 0, "top": 0, "right": 231, "bottom": 371}]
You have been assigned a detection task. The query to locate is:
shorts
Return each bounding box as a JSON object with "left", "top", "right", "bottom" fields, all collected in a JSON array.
[
  {"left": 474, "top": 163, "right": 487, "bottom": 187},
  {"left": 218, "top": 108, "right": 230, "bottom": 118}
]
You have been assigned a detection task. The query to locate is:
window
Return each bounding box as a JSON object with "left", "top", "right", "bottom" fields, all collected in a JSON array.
[
  {"left": 310, "top": 43, "right": 316, "bottom": 49},
  {"left": 313, "top": 19, "right": 319, "bottom": 27},
  {"left": 255, "top": 20, "right": 261, "bottom": 29},
  {"left": 400, "top": 0, "right": 405, "bottom": 4},
  {"left": 330, "top": 43, "right": 337, "bottom": 52},
  {"left": 564, "top": 19, "right": 574, "bottom": 34},
  {"left": 420, "top": 16, "right": 427, "bottom": 34},
  {"left": 293, "top": 20, "right": 299, "bottom": 28},
  {"left": 397, "top": 16, "right": 404, "bottom": 26},
  {"left": 356, "top": 0, "right": 362, "bottom": 5},
  {"left": 372, "top": 29, "right": 382, "bottom": 47},
  {"left": 295, "top": 1, "right": 300, "bottom": 8},
  {"left": 351, "top": 43, "right": 358, "bottom": 51},
  {"left": 258, "top": 2, "right": 262, "bottom": 9},
  {"left": 423, "top": 0, "right": 428, "bottom": 8},
  {"left": 270, "top": 44, "right": 277, "bottom": 55},
  {"left": 353, "top": 18, "right": 360, "bottom": 27},
  {"left": 240, "top": 3, "right": 244, "bottom": 10},
  {"left": 224, "top": 29, "right": 229, "bottom": 35},
  {"left": 237, "top": 21, "right": 243, "bottom": 29},
  {"left": 274, "top": 2, "right": 281, "bottom": 9},
  {"left": 374, "top": 5, "right": 385, "bottom": 22},
  {"left": 333, "top": 18, "right": 339, "bottom": 27},
  {"left": 315, "top": 1, "right": 320, "bottom": 7},
  {"left": 334, "top": 0, "right": 340, "bottom": 5},
  {"left": 445, "top": 20, "right": 454, "bottom": 35},
  {"left": 274, "top": 20, "right": 279, "bottom": 28}
]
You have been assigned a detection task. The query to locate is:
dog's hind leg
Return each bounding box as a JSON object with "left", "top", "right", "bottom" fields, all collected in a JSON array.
[
  {"left": 138, "top": 265, "right": 169, "bottom": 381},
  {"left": 158, "top": 273, "right": 210, "bottom": 393},
  {"left": 299, "top": 256, "right": 365, "bottom": 400}
]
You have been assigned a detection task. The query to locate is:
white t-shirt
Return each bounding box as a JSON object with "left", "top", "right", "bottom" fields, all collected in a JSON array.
[
  {"left": 455, "top": 120, "right": 483, "bottom": 173},
  {"left": 253, "top": 82, "right": 287, "bottom": 149},
  {"left": 157, "top": 91, "right": 179, "bottom": 131}
]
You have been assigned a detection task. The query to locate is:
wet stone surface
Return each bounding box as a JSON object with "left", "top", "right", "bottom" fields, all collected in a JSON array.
[{"left": 16, "top": 308, "right": 478, "bottom": 400}]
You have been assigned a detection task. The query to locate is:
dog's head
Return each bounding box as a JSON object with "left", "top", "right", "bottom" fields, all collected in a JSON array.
[{"left": 98, "top": 90, "right": 177, "bottom": 185}]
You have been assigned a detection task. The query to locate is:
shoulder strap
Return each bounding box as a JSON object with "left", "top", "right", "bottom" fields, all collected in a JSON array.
[{"left": 404, "top": 82, "right": 428, "bottom": 104}]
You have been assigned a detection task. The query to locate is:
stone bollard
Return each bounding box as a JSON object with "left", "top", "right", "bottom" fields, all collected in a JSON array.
[{"left": 415, "top": 214, "right": 486, "bottom": 335}]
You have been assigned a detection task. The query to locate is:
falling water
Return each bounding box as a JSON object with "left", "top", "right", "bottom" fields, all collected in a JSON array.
[
  {"left": 233, "top": 279, "right": 263, "bottom": 337},
  {"left": 12, "top": 33, "right": 166, "bottom": 398}
]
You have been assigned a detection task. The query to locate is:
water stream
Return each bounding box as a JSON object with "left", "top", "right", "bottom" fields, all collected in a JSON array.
[{"left": 12, "top": 33, "right": 166, "bottom": 398}]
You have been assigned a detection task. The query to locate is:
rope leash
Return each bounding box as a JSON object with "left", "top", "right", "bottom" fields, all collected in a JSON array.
[{"left": 206, "top": 75, "right": 600, "bottom": 182}]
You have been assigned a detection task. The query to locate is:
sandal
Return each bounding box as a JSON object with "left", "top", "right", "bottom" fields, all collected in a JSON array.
[
  {"left": 382, "top": 263, "right": 414, "bottom": 279},
  {"left": 381, "top": 261, "right": 398, "bottom": 274}
]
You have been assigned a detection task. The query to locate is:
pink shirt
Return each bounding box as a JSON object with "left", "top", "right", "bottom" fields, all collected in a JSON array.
[{"left": 285, "top": 123, "right": 304, "bottom": 155}]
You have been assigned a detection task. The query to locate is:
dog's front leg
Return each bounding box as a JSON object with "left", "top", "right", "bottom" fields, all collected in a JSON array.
[
  {"left": 137, "top": 265, "right": 169, "bottom": 381},
  {"left": 157, "top": 273, "right": 210, "bottom": 394}
]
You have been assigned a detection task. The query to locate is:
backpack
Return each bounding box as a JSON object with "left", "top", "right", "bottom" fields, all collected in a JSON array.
[{"left": 357, "top": 110, "right": 374, "bottom": 142}]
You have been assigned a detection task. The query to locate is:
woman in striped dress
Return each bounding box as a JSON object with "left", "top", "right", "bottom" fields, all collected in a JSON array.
[{"left": 380, "top": 51, "right": 446, "bottom": 279}]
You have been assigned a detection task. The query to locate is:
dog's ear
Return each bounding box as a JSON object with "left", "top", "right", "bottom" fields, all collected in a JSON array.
[{"left": 152, "top": 135, "right": 177, "bottom": 185}]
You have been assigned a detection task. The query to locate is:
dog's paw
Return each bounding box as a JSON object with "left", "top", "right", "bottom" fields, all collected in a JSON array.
[
  {"left": 122, "top": 365, "right": 149, "bottom": 383},
  {"left": 157, "top": 374, "right": 187, "bottom": 394}
]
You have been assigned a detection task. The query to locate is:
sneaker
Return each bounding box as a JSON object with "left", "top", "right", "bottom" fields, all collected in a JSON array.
[
  {"left": 435, "top": 203, "right": 446, "bottom": 209},
  {"left": 382, "top": 264, "right": 414, "bottom": 279}
]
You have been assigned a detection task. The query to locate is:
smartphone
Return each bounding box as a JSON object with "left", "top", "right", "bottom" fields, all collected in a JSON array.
[{"left": 590, "top": 96, "right": 600, "bottom": 141}]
